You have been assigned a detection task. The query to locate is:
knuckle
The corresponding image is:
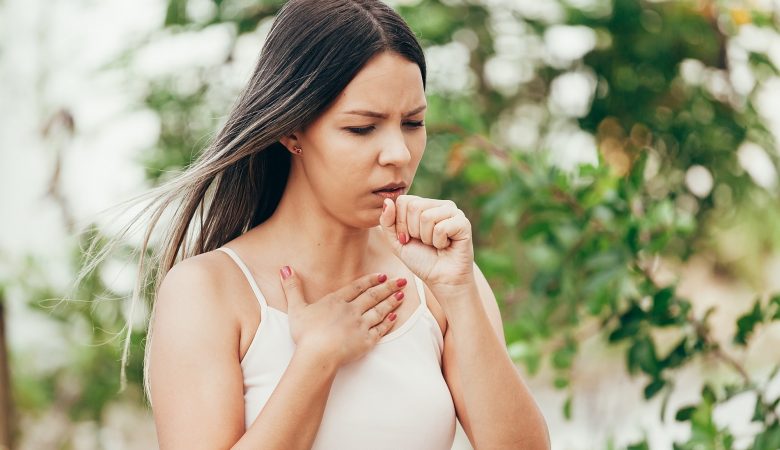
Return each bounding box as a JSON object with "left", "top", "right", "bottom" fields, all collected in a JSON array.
[
  {"left": 377, "top": 300, "right": 391, "bottom": 315},
  {"left": 366, "top": 307, "right": 380, "bottom": 323},
  {"left": 380, "top": 321, "right": 392, "bottom": 334},
  {"left": 346, "top": 303, "right": 360, "bottom": 318}
]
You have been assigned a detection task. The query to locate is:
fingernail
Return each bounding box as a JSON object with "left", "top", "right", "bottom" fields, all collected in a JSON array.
[
  {"left": 398, "top": 232, "right": 407, "bottom": 244},
  {"left": 382, "top": 201, "right": 387, "bottom": 213},
  {"left": 280, "top": 266, "right": 292, "bottom": 280},
  {"left": 389, "top": 312, "right": 397, "bottom": 321},
  {"left": 377, "top": 273, "right": 387, "bottom": 283},
  {"left": 394, "top": 291, "right": 404, "bottom": 300},
  {"left": 396, "top": 278, "right": 407, "bottom": 287}
]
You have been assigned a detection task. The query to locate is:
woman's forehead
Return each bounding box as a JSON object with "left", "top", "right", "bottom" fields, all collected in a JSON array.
[{"left": 330, "top": 52, "right": 426, "bottom": 116}]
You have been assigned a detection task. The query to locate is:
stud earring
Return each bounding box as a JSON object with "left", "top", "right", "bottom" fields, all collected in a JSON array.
[{"left": 293, "top": 146, "right": 303, "bottom": 155}]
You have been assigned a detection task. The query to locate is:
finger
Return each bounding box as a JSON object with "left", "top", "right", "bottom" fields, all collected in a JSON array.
[
  {"left": 399, "top": 197, "right": 448, "bottom": 243},
  {"left": 419, "top": 205, "right": 455, "bottom": 246},
  {"left": 354, "top": 276, "right": 407, "bottom": 312},
  {"left": 330, "top": 272, "right": 388, "bottom": 303},
  {"left": 369, "top": 311, "right": 398, "bottom": 342},
  {"left": 279, "top": 266, "right": 306, "bottom": 311},
  {"left": 432, "top": 214, "right": 471, "bottom": 249},
  {"left": 405, "top": 199, "right": 422, "bottom": 241},
  {"left": 364, "top": 291, "right": 405, "bottom": 327},
  {"left": 379, "top": 199, "right": 404, "bottom": 253},
  {"left": 395, "top": 195, "right": 412, "bottom": 245},
  {"left": 379, "top": 198, "right": 397, "bottom": 234}
]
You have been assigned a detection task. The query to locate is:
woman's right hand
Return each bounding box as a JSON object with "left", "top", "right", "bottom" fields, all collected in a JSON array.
[{"left": 278, "top": 266, "right": 407, "bottom": 367}]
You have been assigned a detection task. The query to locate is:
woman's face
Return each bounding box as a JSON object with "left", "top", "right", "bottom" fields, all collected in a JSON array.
[{"left": 292, "top": 51, "right": 427, "bottom": 228}]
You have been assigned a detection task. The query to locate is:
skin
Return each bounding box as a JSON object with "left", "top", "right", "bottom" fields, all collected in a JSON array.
[{"left": 150, "top": 51, "right": 550, "bottom": 449}]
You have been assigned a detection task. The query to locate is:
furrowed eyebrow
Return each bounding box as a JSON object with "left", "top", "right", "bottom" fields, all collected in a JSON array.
[{"left": 342, "top": 105, "right": 427, "bottom": 119}]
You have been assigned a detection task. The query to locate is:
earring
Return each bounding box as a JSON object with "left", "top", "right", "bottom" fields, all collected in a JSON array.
[{"left": 293, "top": 146, "right": 303, "bottom": 155}]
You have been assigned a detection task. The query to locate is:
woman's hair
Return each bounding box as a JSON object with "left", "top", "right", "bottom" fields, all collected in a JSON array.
[{"left": 76, "top": 0, "right": 426, "bottom": 401}]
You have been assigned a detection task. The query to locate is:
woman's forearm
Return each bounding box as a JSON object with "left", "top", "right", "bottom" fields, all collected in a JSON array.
[
  {"left": 232, "top": 344, "right": 338, "bottom": 450},
  {"left": 433, "top": 280, "right": 550, "bottom": 450}
]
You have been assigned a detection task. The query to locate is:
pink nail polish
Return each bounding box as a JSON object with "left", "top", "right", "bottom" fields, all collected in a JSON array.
[
  {"left": 396, "top": 278, "right": 407, "bottom": 287},
  {"left": 394, "top": 291, "right": 404, "bottom": 300},
  {"left": 389, "top": 312, "right": 397, "bottom": 321},
  {"left": 280, "top": 266, "right": 292, "bottom": 280},
  {"left": 377, "top": 273, "right": 387, "bottom": 283},
  {"left": 398, "top": 232, "right": 407, "bottom": 244}
]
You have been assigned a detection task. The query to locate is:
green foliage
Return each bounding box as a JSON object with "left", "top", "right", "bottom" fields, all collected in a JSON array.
[
  {"left": 11, "top": 232, "right": 148, "bottom": 425},
  {"left": 672, "top": 385, "right": 736, "bottom": 450}
]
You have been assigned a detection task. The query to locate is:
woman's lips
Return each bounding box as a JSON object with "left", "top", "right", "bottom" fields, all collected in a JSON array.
[{"left": 373, "top": 187, "right": 404, "bottom": 199}]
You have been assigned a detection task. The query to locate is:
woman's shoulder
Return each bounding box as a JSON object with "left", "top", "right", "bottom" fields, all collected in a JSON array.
[
  {"left": 159, "top": 250, "right": 235, "bottom": 296},
  {"left": 148, "top": 251, "right": 246, "bottom": 428},
  {"left": 155, "top": 250, "right": 245, "bottom": 335}
]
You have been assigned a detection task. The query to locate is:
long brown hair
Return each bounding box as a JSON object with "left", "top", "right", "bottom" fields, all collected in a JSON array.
[{"left": 76, "top": 0, "right": 427, "bottom": 400}]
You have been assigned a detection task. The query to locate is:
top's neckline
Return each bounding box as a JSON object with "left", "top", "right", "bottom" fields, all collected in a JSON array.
[{"left": 216, "top": 245, "right": 428, "bottom": 345}]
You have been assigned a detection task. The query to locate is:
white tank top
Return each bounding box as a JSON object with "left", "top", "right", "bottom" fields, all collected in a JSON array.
[{"left": 216, "top": 247, "right": 457, "bottom": 449}]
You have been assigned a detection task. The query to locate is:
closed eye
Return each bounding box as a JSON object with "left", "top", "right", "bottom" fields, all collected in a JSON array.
[
  {"left": 345, "top": 121, "right": 425, "bottom": 136},
  {"left": 346, "top": 126, "right": 375, "bottom": 135}
]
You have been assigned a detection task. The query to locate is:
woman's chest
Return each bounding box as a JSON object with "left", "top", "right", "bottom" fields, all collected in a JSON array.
[{"left": 235, "top": 265, "right": 447, "bottom": 361}]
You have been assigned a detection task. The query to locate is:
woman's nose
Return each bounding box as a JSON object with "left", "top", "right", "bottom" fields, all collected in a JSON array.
[{"left": 378, "top": 132, "right": 412, "bottom": 166}]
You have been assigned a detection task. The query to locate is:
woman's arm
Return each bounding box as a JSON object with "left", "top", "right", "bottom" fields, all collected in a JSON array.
[
  {"left": 150, "top": 256, "right": 337, "bottom": 450},
  {"left": 436, "top": 262, "right": 550, "bottom": 450},
  {"left": 234, "top": 343, "right": 338, "bottom": 449}
]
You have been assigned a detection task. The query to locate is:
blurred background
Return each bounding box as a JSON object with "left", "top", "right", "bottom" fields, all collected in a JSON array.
[{"left": 2, "top": 0, "right": 780, "bottom": 448}]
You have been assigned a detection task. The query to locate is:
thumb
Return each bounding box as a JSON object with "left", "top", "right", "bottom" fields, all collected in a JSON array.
[
  {"left": 379, "top": 198, "right": 397, "bottom": 232},
  {"left": 379, "top": 199, "right": 402, "bottom": 252},
  {"left": 279, "top": 266, "right": 306, "bottom": 311}
]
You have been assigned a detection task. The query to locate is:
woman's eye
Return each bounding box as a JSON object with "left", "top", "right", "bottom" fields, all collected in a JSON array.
[
  {"left": 346, "top": 126, "right": 375, "bottom": 135},
  {"left": 345, "top": 121, "right": 424, "bottom": 136}
]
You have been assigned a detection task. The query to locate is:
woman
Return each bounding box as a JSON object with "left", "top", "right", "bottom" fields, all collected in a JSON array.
[{"left": 133, "top": 0, "right": 549, "bottom": 448}]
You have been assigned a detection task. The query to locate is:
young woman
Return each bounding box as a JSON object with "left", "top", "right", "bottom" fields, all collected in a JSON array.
[{"left": 131, "top": 0, "right": 549, "bottom": 448}]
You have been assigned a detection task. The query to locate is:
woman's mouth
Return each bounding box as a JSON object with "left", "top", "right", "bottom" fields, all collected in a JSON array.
[{"left": 373, "top": 187, "right": 405, "bottom": 199}]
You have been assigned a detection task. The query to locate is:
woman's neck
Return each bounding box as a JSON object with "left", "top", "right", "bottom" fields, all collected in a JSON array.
[{"left": 245, "top": 175, "right": 381, "bottom": 289}]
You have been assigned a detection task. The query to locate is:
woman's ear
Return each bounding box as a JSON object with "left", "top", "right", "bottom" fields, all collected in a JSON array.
[{"left": 279, "top": 133, "right": 302, "bottom": 154}]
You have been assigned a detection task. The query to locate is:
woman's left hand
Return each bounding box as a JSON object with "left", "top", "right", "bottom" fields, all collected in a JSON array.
[{"left": 379, "top": 195, "right": 475, "bottom": 289}]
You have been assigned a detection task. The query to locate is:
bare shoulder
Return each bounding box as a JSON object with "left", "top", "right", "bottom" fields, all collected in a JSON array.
[
  {"left": 150, "top": 251, "right": 246, "bottom": 447},
  {"left": 159, "top": 251, "right": 226, "bottom": 290},
  {"left": 155, "top": 250, "right": 238, "bottom": 324}
]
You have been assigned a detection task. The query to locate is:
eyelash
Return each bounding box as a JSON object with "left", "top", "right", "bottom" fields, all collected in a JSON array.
[{"left": 346, "top": 121, "right": 425, "bottom": 136}]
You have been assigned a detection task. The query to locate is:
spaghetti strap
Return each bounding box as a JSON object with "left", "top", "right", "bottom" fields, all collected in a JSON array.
[
  {"left": 216, "top": 247, "right": 269, "bottom": 311},
  {"left": 413, "top": 276, "right": 427, "bottom": 309}
]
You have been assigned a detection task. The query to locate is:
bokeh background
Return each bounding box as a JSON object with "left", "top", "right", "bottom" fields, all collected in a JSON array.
[{"left": 2, "top": 0, "right": 780, "bottom": 448}]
